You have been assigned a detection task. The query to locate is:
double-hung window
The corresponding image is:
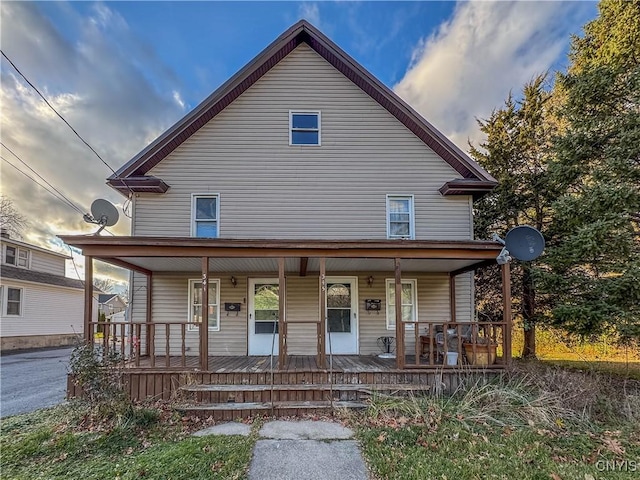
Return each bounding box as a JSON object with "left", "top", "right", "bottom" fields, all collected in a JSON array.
[
  {"left": 385, "top": 279, "right": 417, "bottom": 330},
  {"left": 290, "top": 111, "right": 320, "bottom": 146},
  {"left": 386, "top": 195, "right": 414, "bottom": 239},
  {"left": 4, "top": 287, "right": 23, "bottom": 316},
  {"left": 4, "top": 246, "right": 29, "bottom": 268},
  {"left": 191, "top": 194, "right": 219, "bottom": 238},
  {"left": 188, "top": 279, "right": 220, "bottom": 331}
]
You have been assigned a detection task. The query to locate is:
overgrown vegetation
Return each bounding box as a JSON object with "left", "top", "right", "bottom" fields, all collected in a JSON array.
[
  {"left": 472, "top": 0, "right": 640, "bottom": 354},
  {"left": 354, "top": 362, "right": 640, "bottom": 480}
]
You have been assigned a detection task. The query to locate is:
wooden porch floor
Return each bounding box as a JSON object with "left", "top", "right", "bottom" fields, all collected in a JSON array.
[{"left": 129, "top": 354, "right": 505, "bottom": 372}]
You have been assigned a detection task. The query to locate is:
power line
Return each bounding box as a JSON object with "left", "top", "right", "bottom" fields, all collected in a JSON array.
[
  {"left": 1, "top": 142, "right": 84, "bottom": 215},
  {"left": 1, "top": 155, "right": 82, "bottom": 214},
  {"left": 1, "top": 155, "right": 115, "bottom": 236},
  {"left": 1, "top": 49, "right": 119, "bottom": 177}
]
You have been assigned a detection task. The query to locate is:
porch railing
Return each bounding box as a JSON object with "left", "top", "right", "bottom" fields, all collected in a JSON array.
[
  {"left": 397, "top": 320, "right": 509, "bottom": 369},
  {"left": 86, "top": 321, "right": 198, "bottom": 369}
]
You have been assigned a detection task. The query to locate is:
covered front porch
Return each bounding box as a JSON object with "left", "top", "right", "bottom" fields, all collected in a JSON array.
[{"left": 61, "top": 237, "right": 512, "bottom": 373}]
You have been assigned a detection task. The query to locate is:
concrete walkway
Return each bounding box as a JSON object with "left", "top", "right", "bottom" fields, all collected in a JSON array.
[{"left": 193, "top": 419, "right": 368, "bottom": 480}]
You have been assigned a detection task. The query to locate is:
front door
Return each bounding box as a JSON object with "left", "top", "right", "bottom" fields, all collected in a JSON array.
[
  {"left": 248, "top": 279, "right": 280, "bottom": 356},
  {"left": 326, "top": 277, "right": 358, "bottom": 354}
]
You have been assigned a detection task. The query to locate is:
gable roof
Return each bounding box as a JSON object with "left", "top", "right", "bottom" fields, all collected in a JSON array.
[
  {"left": 107, "top": 20, "right": 496, "bottom": 197},
  {"left": 1, "top": 264, "right": 83, "bottom": 289},
  {"left": 98, "top": 293, "right": 117, "bottom": 304}
]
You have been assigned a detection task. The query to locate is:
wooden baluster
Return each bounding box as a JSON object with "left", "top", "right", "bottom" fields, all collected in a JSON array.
[
  {"left": 181, "top": 324, "right": 186, "bottom": 367},
  {"left": 165, "top": 323, "right": 170, "bottom": 368}
]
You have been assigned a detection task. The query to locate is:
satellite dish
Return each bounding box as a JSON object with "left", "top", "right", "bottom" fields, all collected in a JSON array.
[
  {"left": 83, "top": 199, "right": 119, "bottom": 235},
  {"left": 504, "top": 226, "right": 545, "bottom": 261}
]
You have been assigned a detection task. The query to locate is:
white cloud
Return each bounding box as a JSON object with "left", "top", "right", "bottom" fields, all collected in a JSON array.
[
  {"left": 298, "top": 2, "right": 321, "bottom": 28},
  {"left": 394, "top": 1, "right": 594, "bottom": 151},
  {"left": 1, "top": 2, "right": 185, "bottom": 284}
]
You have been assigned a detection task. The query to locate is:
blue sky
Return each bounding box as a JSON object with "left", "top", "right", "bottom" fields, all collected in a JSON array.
[{"left": 0, "top": 1, "right": 598, "bottom": 285}]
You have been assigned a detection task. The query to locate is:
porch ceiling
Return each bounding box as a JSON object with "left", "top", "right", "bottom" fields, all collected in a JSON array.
[
  {"left": 59, "top": 236, "right": 502, "bottom": 275},
  {"left": 104, "top": 256, "right": 485, "bottom": 274}
]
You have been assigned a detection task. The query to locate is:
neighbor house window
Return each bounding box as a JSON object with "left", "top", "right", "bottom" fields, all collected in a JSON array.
[
  {"left": 4, "top": 246, "right": 29, "bottom": 268},
  {"left": 385, "top": 279, "right": 417, "bottom": 330},
  {"left": 5, "top": 287, "right": 23, "bottom": 316},
  {"left": 386, "top": 195, "right": 415, "bottom": 239},
  {"left": 188, "top": 279, "right": 220, "bottom": 331},
  {"left": 290, "top": 111, "right": 321, "bottom": 146},
  {"left": 191, "top": 194, "right": 219, "bottom": 238}
]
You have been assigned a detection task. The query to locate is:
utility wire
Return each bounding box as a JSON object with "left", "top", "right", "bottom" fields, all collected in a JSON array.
[
  {"left": 1, "top": 142, "right": 85, "bottom": 215},
  {"left": 1, "top": 155, "right": 82, "bottom": 214},
  {"left": 1, "top": 49, "right": 119, "bottom": 177},
  {"left": 1, "top": 155, "right": 115, "bottom": 236}
]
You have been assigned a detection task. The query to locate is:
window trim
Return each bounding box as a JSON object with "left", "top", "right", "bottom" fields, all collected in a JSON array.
[
  {"left": 385, "top": 278, "right": 418, "bottom": 330},
  {"left": 289, "top": 110, "right": 321, "bottom": 146},
  {"left": 190, "top": 193, "right": 220, "bottom": 238},
  {"left": 4, "top": 286, "right": 23, "bottom": 317},
  {"left": 4, "top": 245, "right": 30, "bottom": 268},
  {"left": 187, "top": 278, "right": 220, "bottom": 331},
  {"left": 386, "top": 194, "right": 415, "bottom": 240}
]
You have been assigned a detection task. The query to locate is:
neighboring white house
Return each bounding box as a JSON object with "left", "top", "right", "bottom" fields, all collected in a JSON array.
[
  {"left": 0, "top": 231, "right": 96, "bottom": 350},
  {"left": 98, "top": 293, "right": 127, "bottom": 317}
]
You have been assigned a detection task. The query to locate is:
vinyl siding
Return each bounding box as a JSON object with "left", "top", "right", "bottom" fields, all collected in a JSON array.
[
  {"left": 131, "top": 271, "right": 472, "bottom": 356},
  {"left": 134, "top": 43, "right": 473, "bottom": 240},
  {"left": 0, "top": 280, "right": 83, "bottom": 336},
  {"left": 30, "top": 250, "right": 66, "bottom": 276}
]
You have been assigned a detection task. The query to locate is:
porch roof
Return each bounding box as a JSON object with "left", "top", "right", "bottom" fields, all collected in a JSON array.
[{"left": 59, "top": 236, "right": 502, "bottom": 275}]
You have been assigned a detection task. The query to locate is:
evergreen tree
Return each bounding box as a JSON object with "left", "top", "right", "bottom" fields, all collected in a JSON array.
[
  {"left": 542, "top": 0, "right": 640, "bottom": 341},
  {"left": 471, "top": 75, "right": 556, "bottom": 357}
]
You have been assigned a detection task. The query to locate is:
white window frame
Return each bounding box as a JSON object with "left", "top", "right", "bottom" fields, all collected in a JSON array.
[
  {"left": 4, "top": 286, "right": 23, "bottom": 317},
  {"left": 187, "top": 278, "right": 220, "bottom": 331},
  {"left": 385, "top": 278, "right": 418, "bottom": 330},
  {"left": 386, "top": 194, "right": 415, "bottom": 240},
  {"left": 289, "top": 111, "right": 321, "bottom": 146},
  {"left": 191, "top": 194, "right": 220, "bottom": 238},
  {"left": 4, "top": 245, "right": 30, "bottom": 268}
]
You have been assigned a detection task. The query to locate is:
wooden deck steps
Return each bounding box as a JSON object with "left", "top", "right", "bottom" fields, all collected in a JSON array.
[
  {"left": 180, "top": 383, "right": 431, "bottom": 393},
  {"left": 176, "top": 400, "right": 368, "bottom": 412},
  {"left": 176, "top": 382, "right": 430, "bottom": 418}
]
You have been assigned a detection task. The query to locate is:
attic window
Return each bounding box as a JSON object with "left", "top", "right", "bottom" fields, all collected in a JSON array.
[{"left": 290, "top": 111, "right": 320, "bottom": 146}]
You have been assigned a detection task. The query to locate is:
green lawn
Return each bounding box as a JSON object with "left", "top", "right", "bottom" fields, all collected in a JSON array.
[{"left": 0, "top": 404, "right": 256, "bottom": 480}]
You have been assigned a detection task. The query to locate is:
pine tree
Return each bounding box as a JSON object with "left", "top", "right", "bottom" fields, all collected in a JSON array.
[
  {"left": 542, "top": 0, "right": 640, "bottom": 341},
  {"left": 471, "top": 75, "right": 556, "bottom": 357}
]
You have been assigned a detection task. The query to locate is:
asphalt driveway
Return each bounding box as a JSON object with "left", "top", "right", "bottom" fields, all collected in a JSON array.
[{"left": 0, "top": 347, "right": 73, "bottom": 417}]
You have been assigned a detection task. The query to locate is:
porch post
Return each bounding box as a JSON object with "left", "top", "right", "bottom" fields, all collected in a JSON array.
[
  {"left": 146, "top": 272, "right": 153, "bottom": 359},
  {"left": 201, "top": 257, "right": 209, "bottom": 370},
  {"left": 318, "top": 257, "right": 326, "bottom": 368},
  {"left": 278, "top": 257, "right": 286, "bottom": 367},
  {"left": 84, "top": 255, "right": 93, "bottom": 343},
  {"left": 501, "top": 262, "right": 512, "bottom": 366},
  {"left": 394, "top": 258, "right": 405, "bottom": 369},
  {"left": 449, "top": 273, "right": 457, "bottom": 323}
]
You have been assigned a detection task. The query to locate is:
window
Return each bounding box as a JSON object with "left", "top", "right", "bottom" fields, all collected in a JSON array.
[
  {"left": 4, "top": 246, "right": 29, "bottom": 267},
  {"left": 290, "top": 111, "right": 320, "bottom": 146},
  {"left": 188, "top": 279, "right": 220, "bottom": 331},
  {"left": 386, "top": 195, "right": 414, "bottom": 239},
  {"left": 385, "top": 279, "right": 417, "bottom": 330},
  {"left": 191, "top": 194, "right": 219, "bottom": 238},
  {"left": 5, "top": 287, "right": 23, "bottom": 316}
]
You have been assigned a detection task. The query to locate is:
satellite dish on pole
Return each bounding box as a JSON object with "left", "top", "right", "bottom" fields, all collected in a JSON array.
[
  {"left": 492, "top": 226, "right": 545, "bottom": 264},
  {"left": 83, "top": 199, "right": 119, "bottom": 235}
]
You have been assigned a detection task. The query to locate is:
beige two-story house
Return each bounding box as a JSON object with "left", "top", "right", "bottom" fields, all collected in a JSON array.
[{"left": 62, "top": 21, "right": 511, "bottom": 385}]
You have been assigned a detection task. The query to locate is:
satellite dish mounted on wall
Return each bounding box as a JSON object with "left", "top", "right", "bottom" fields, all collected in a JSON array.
[
  {"left": 83, "top": 199, "right": 119, "bottom": 235},
  {"left": 492, "top": 225, "right": 545, "bottom": 264}
]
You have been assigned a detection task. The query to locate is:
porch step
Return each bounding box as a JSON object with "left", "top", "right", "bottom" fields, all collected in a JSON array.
[
  {"left": 175, "top": 400, "right": 368, "bottom": 412},
  {"left": 180, "top": 383, "right": 430, "bottom": 393}
]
